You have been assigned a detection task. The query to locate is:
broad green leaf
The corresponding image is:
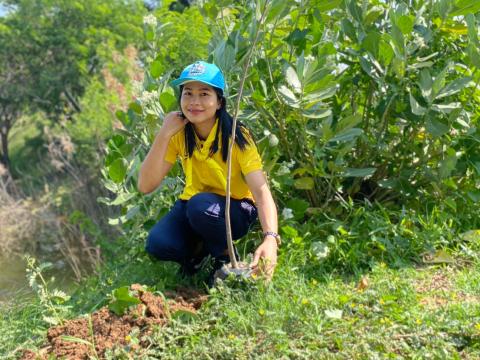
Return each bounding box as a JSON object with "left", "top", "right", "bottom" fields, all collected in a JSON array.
[
  {"left": 396, "top": 15, "right": 414, "bottom": 35},
  {"left": 343, "top": 168, "right": 376, "bottom": 177},
  {"left": 467, "top": 44, "right": 480, "bottom": 69},
  {"left": 391, "top": 24, "right": 405, "bottom": 54},
  {"left": 432, "top": 66, "right": 448, "bottom": 97},
  {"left": 266, "top": 0, "right": 289, "bottom": 22},
  {"left": 347, "top": 0, "right": 363, "bottom": 23},
  {"left": 362, "top": 32, "right": 381, "bottom": 58},
  {"left": 316, "top": 0, "right": 342, "bottom": 13},
  {"left": 419, "top": 69, "right": 433, "bottom": 102},
  {"left": 115, "top": 110, "right": 130, "bottom": 127},
  {"left": 435, "top": 77, "right": 471, "bottom": 99},
  {"left": 294, "top": 177, "right": 315, "bottom": 190},
  {"left": 281, "top": 225, "right": 298, "bottom": 238},
  {"left": 336, "top": 114, "right": 362, "bottom": 133},
  {"left": 129, "top": 102, "right": 143, "bottom": 114},
  {"left": 426, "top": 119, "right": 449, "bottom": 137},
  {"left": 108, "top": 286, "right": 141, "bottom": 316},
  {"left": 302, "top": 107, "right": 331, "bottom": 119},
  {"left": 466, "top": 13, "right": 479, "bottom": 47},
  {"left": 450, "top": 0, "right": 480, "bottom": 16},
  {"left": 378, "top": 38, "right": 394, "bottom": 66},
  {"left": 303, "top": 86, "right": 337, "bottom": 103},
  {"left": 286, "top": 198, "right": 310, "bottom": 220},
  {"left": 278, "top": 85, "right": 299, "bottom": 108},
  {"left": 108, "top": 158, "right": 128, "bottom": 184},
  {"left": 341, "top": 19, "right": 357, "bottom": 42},
  {"left": 110, "top": 192, "right": 136, "bottom": 206},
  {"left": 150, "top": 60, "right": 162, "bottom": 79},
  {"left": 329, "top": 128, "right": 363, "bottom": 143},
  {"left": 159, "top": 92, "right": 177, "bottom": 113},
  {"left": 409, "top": 94, "right": 426, "bottom": 116},
  {"left": 439, "top": 148, "right": 457, "bottom": 178},
  {"left": 286, "top": 66, "right": 302, "bottom": 93},
  {"left": 431, "top": 102, "right": 461, "bottom": 114}
]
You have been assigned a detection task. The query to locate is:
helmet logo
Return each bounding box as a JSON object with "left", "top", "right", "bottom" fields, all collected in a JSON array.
[{"left": 188, "top": 62, "right": 206, "bottom": 76}]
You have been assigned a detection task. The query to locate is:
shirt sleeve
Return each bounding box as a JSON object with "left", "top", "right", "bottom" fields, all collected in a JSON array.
[
  {"left": 164, "top": 133, "right": 179, "bottom": 164},
  {"left": 237, "top": 142, "right": 263, "bottom": 176}
]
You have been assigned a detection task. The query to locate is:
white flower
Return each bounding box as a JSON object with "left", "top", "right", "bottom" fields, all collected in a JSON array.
[
  {"left": 132, "top": 80, "right": 144, "bottom": 96},
  {"left": 143, "top": 14, "right": 157, "bottom": 27},
  {"left": 139, "top": 90, "right": 158, "bottom": 104},
  {"left": 263, "top": 129, "right": 271, "bottom": 136},
  {"left": 282, "top": 208, "right": 294, "bottom": 220},
  {"left": 269, "top": 134, "right": 279, "bottom": 146}
]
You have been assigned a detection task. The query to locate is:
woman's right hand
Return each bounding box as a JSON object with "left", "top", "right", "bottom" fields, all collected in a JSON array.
[{"left": 159, "top": 111, "right": 189, "bottom": 138}]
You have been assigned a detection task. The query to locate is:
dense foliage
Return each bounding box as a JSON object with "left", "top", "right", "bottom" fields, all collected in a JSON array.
[{"left": 103, "top": 0, "right": 480, "bottom": 270}]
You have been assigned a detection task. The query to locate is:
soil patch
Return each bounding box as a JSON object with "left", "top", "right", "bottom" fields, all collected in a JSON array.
[
  {"left": 21, "top": 285, "right": 207, "bottom": 359},
  {"left": 415, "top": 268, "right": 479, "bottom": 309}
]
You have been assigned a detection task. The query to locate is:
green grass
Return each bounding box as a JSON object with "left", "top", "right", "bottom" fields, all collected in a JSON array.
[{"left": 1, "top": 250, "right": 479, "bottom": 359}]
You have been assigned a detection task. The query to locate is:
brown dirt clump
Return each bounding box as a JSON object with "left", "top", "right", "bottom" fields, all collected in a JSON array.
[{"left": 20, "top": 285, "right": 207, "bottom": 359}]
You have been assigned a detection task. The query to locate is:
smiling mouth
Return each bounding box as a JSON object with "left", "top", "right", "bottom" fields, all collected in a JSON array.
[{"left": 188, "top": 109, "right": 204, "bottom": 115}]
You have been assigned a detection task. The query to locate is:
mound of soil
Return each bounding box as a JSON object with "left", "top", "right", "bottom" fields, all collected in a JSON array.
[{"left": 21, "top": 285, "right": 207, "bottom": 359}]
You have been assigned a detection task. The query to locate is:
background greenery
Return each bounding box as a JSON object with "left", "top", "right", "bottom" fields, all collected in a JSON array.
[{"left": 1, "top": 0, "right": 479, "bottom": 358}]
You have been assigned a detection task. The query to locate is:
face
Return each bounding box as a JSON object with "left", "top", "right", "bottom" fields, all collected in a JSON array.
[{"left": 180, "top": 81, "right": 221, "bottom": 125}]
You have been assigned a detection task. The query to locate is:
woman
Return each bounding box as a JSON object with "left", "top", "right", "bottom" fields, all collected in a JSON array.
[{"left": 138, "top": 61, "right": 279, "bottom": 285}]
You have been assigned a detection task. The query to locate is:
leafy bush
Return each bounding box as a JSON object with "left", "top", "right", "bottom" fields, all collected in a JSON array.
[{"left": 102, "top": 0, "right": 480, "bottom": 270}]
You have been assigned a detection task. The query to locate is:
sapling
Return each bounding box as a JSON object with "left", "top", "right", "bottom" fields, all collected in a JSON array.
[{"left": 216, "top": 0, "right": 272, "bottom": 282}]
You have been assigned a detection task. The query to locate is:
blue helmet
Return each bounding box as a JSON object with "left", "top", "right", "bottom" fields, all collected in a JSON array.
[{"left": 171, "top": 61, "right": 225, "bottom": 92}]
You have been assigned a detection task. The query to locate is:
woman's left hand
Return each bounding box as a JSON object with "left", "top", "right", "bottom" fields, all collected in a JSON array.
[{"left": 250, "top": 236, "right": 277, "bottom": 279}]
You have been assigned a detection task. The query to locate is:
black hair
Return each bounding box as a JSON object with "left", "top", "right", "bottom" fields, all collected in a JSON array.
[{"left": 179, "top": 85, "right": 253, "bottom": 162}]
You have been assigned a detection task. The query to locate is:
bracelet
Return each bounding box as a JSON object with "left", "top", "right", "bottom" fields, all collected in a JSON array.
[{"left": 263, "top": 231, "right": 281, "bottom": 246}]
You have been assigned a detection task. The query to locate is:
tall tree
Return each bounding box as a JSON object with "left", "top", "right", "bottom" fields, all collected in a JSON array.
[{"left": 0, "top": 0, "right": 146, "bottom": 171}]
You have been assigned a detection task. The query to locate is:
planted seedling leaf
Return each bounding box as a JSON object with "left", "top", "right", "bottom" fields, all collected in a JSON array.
[{"left": 108, "top": 286, "right": 141, "bottom": 316}]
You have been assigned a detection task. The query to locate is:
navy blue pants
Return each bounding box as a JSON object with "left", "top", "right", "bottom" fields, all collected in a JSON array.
[{"left": 146, "top": 192, "right": 258, "bottom": 263}]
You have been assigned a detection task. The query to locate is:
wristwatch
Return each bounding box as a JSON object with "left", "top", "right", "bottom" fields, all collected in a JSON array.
[{"left": 263, "top": 231, "right": 281, "bottom": 246}]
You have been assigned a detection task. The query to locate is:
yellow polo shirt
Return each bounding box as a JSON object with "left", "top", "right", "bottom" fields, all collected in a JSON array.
[{"left": 164, "top": 119, "right": 263, "bottom": 201}]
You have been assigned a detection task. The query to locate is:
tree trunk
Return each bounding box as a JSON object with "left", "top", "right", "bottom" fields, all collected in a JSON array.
[{"left": 0, "top": 118, "right": 11, "bottom": 171}]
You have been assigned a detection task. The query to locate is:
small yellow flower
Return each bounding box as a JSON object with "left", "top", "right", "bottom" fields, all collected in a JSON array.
[
  {"left": 350, "top": 303, "right": 356, "bottom": 308},
  {"left": 475, "top": 323, "right": 480, "bottom": 331},
  {"left": 228, "top": 334, "right": 236, "bottom": 340},
  {"left": 416, "top": 319, "right": 422, "bottom": 325},
  {"left": 125, "top": 335, "right": 131, "bottom": 342},
  {"left": 251, "top": 273, "right": 258, "bottom": 280},
  {"left": 301, "top": 298, "right": 309, "bottom": 305},
  {"left": 259, "top": 309, "right": 265, "bottom": 316},
  {"left": 379, "top": 299, "right": 385, "bottom": 305}
]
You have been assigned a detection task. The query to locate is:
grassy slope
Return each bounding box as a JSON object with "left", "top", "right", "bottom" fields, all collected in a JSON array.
[{"left": 1, "top": 253, "right": 479, "bottom": 359}]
